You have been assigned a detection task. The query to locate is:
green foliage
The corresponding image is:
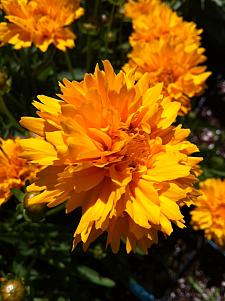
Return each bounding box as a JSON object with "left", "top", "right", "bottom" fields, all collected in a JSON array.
[
  {"left": 77, "top": 266, "right": 116, "bottom": 287},
  {"left": 188, "top": 276, "right": 221, "bottom": 301}
]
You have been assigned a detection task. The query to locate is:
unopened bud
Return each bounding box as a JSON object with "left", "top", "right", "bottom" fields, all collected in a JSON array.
[
  {"left": 0, "top": 279, "right": 26, "bottom": 301},
  {"left": 24, "top": 191, "right": 47, "bottom": 220}
]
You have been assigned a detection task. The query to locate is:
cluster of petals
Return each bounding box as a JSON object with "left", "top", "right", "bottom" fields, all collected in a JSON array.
[
  {"left": 123, "top": 38, "right": 210, "bottom": 115},
  {"left": 19, "top": 61, "right": 202, "bottom": 253},
  {"left": 0, "top": 137, "right": 37, "bottom": 205},
  {"left": 124, "top": 0, "right": 211, "bottom": 115},
  {"left": 191, "top": 178, "right": 225, "bottom": 246},
  {"left": 125, "top": 0, "right": 201, "bottom": 47},
  {"left": 0, "top": 0, "right": 84, "bottom": 51}
]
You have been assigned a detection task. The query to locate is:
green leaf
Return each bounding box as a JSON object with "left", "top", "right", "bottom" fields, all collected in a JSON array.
[
  {"left": 77, "top": 265, "right": 116, "bottom": 287},
  {"left": 12, "top": 262, "right": 27, "bottom": 278},
  {"left": 36, "top": 65, "right": 54, "bottom": 81},
  {"left": 202, "top": 167, "right": 225, "bottom": 177}
]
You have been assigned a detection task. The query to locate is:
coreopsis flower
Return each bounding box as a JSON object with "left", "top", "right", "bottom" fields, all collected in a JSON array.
[
  {"left": 124, "top": 0, "right": 211, "bottom": 115},
  {"left": 19, "top": 61, "right": 202, "bottom": 253},
  {"left": 124, "top": 38, "right": 211, "bottom": 115},
  {"left": 191, "top": 178, "right": 225, "bottom": 246},
  {"left": 0, "top": 137, "right": 37, "bottom": 205},
  {"left": 0, "top": 0, "right": 84, "bottom": 51},
  {"left": 125, "top": 0, "right": 202, "bottom": 47},
  {"left": 124, "top": 0, "right": 159, "bottom": 21}
]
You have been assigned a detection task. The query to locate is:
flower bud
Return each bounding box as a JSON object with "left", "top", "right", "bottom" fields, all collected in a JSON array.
[
  {"left": 24, "top": 191, "right": 47, "bottom": 220},
  {"left": 0, "top": 279, "right": 26, "bottom": 301},
  {"left": 0, "top": 70, "right": 11, "bottom": 95},
  {"left": 81, "top": 22, "right": 99, "bottom": 36}
]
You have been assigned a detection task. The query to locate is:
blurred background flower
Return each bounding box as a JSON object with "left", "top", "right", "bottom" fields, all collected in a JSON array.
[
  {"left": 124, "top": 0, "right": 211, "bottom": 115},
  {"left": 0, "top": 137, "right": 38, "bottom": 205},
  {"left": 191, "top": 178, "right": 225, "bottom": 247},
  {"left": 0, "top": 0, "right": 84, "bottom": 51}
]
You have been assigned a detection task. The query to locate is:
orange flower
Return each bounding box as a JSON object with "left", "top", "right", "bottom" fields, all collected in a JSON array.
[
  {"left": 19, "top": 61, "right": 202, "bottom": 253},
  {"left": 0, "top": 137, "right": 37, "bottom": 205},
  {"left": 124, "top": 38, "right": 211, "bottom": 115},
  {"left": 124, "top": 0, "right": 211, "bottom": 115},
  {"left": 124, "top": 0, "right": 159, "bottom": 21},
  {"left": 125, "top": 0, "right": 202, "bottom": 48},
  {"left": 0, "top": 0, "right": 84, "bottom": 51},
  {"left": 191, "top": 178, "right": 225, "bottom": 246}
]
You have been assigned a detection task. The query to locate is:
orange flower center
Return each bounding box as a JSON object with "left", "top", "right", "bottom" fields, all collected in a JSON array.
[
  {"left": 127, "top": 137, "right": 150, "bottom": 167},
  {"left": 117, "top": 127, "right": 151, "bottom": 172},
  {"left": 157, "top": 69, "right": 175, "bottom": 87}
]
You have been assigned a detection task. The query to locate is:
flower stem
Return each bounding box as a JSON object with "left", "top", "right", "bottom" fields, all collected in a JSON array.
[
  {"left": 33, "top": 47, "right": 56, "bottom": 77},
  {"left": 0, "top": 94, "right": 21, "bottom": 130},
  {"left": 104, "top": 4, "right": 115, "bottom": 58},
  {"left": 64, "top": 51, "right": 75, "bottom": 79},
  {"left": 86, "top": 35, "right": 92, "bottom": 72},
  {"left": 94, "top": 0, "right": 100, "bottom": 17},
  {"left": 85, "top": 0, "right": 100, "bottom": 72},
  {"left": 45, "top": 203, "right": 65, "bottom": 217}
]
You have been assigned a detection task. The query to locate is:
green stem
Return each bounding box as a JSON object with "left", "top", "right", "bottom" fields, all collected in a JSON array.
[
  {"left": 85, "top": 0, "right": 100, "bottom": 72},
  {"left": 0, "top": 94, "right": 21, "bottom": 130},
  {"left": 94, "top": 0, "right": 100, "bottom": 17},
  {"left": 204, "top": 168, "right": 225, "bottom": 177},
  {"left": 104, "top": 4, "right": 116, "bottom": 58},
  {"left": 86, "top": 35, "right": 92, "bottom": 72},
  {"left": 45, "top": 203, "right": 65, "bottom": 217},
  {"left": 20, "top": 48, "right": 34, "bottom": 114},
  {"left": 7, "top": 93, "right": 24, "bottom": 111},
  {"left": 64, "top": 51, "right": 75, "bottom": 79},
  {"left": 33, "top": 47, "right": 56, "bottom": 77}
]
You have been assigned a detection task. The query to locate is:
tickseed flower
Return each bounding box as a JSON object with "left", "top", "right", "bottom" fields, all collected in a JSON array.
[
  {"left": 124, "top": 38, "right": 211, "bottom": 115},
  {"left": 0, "top": 137, "right": 37, "bottom": 205},
  {"left": 125, "top": 0, "right": 202, "bottom": 47},
  {"left": 124, "top": 0, "right": 159, "bottom": 21},
  {"left": 124, "top": 0, "right": 211, "bottom": 115},
  {"left": 19, "top": 61, "right": 202, "bottom": 253},
  {"left": 0, "top": 0, "right": 84, "bottom": 52},
  {"left": 191, "top": 178, "right": 225, "bottom": 246}
]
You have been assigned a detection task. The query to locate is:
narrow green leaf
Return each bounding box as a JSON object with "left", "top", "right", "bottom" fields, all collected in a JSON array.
[{"left": 77, "top": 265, "right": 116, "bottom": 287}]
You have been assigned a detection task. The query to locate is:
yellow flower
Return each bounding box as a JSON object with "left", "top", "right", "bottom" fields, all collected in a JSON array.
[
  {"left": 125, "top": 0, "right": 202, "bottom": 47},
  {"left": 124, "top": 0, "right": 159, "bottom": 21},
  {"left": 124, "top": 0, "right": 211, "bottom": 115},
  {"left": 0, "top": 137, "right": 37, "bottom": 205},
  {"left": 124, "top": 38, "right": 211, "bottom": 115},
  {"left": 191, "top": 178, "right": 225, "bottom": 246},
  {"left": 0, "top": 0, "right": 84, "bottom": 51},
  {"left": 125, "top": 0, "right": 202, "bottom": 46},
  {"left": 19, "top": 61, "right": 202, "bottom": 253}
]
